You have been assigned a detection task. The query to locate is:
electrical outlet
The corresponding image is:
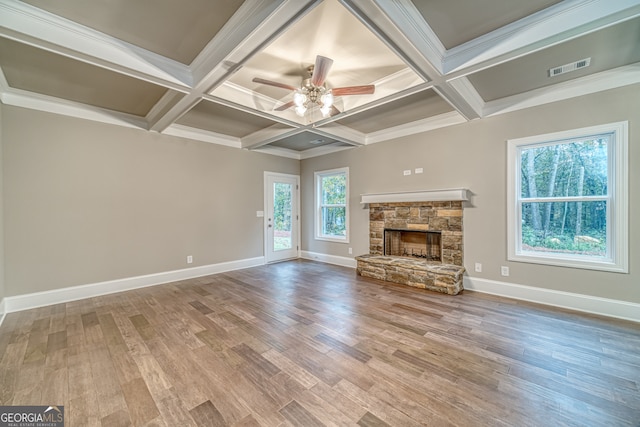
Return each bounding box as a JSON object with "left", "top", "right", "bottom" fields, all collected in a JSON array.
[
  {"left": 187, "top": 255, "right": 193, "bottom": 264},
  {"left": 474, "top": 262, "right": 482, "bottom": 272},
  {"left": 403, "top": 169, "right": 412, "bottom": 176},
  {"left": 501, "top": 266, "right": 509, "bottom": 276},
  {"left": 348, "top": 247, "right": 353, "bottom": 255},
  {"left": 415, "top": 168, "right": 424, "bottom": 174}
]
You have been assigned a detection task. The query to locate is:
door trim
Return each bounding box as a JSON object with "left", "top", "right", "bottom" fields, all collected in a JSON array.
[{"left": 264, "top": 172, "right": 300, "bottom": 263}]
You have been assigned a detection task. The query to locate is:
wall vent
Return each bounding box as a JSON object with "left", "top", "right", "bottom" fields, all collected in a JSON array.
[{"left": 548, "top": 58, "right": 591, "bottom": 77}]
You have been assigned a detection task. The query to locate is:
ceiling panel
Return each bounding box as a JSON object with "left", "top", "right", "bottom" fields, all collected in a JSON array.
[
  {"left": 0, "top": 38, "right": 167, "bottom": 116},
  {"left": 19, "top": 0, "right": 244, "bottom": 64},
  {"left": 468, "top": 17, "right": 640, "bottom": 101},
  {"left": 412, "top": 0, "right": 562, "bottom": 49},
  {"left": 176, "top": 100, "right": 278, "bottom": 138},
  {"left": 337, "top": 89, "right": 454, "bottom": 133},
  {"left": 267, "top": 131, "right": 346, "bottom": 152}
]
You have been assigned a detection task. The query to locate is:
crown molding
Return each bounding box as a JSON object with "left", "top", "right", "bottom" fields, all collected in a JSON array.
[
  {"left": 299, "top": 143, "right": 354, "bottom": 160},
  {"left": 0, "top": 85, "right": 148, "bottom": 129},
  {"left": 246, "top": 141, "right": 353, "bottom": 160},
  {"left": 251, "top": 146, "right": 301, "bottom": 160},
  {"left": 483, "top": 63, "right": 640, "bottom": 117},
  {"left": 444, "top": 0, "right": 640, "bottom": 77},
  {"left": 162, "top": 124, "right": 241, "bottom": 148},
  {"left": 366, "top": 111, "right": 466, "bottom": 145}
]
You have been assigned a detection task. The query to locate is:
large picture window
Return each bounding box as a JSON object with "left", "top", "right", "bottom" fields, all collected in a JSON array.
[
  {"left": 315, "top": 167, "right": 349, "bottom": 242},
  {"left": 507, "top": 122, "right": 628, "bottom": 272}
]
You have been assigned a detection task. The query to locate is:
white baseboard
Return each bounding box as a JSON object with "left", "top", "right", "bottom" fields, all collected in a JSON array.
[
  {"left": 464, "top": 276, "right": 640, "bottom": 323},
  {"left": 300, "top": 251, "right": 357, "bottom": 269},
  {"left": 4, "top": 256, "right": 265, "bottom": 314},
  {"left": 299, "top": 252, "right": 639, "bottom": 323},
  {"left": 3, "top": 256, "right": 637, "bottom": 324},
  {"left": 0, "top": 298, "right": 6, "bottom": 328}
]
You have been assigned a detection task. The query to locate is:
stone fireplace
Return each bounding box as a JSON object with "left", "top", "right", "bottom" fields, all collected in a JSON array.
[{"left": 355, "top": 190, "right": 467, "bottom": 295}]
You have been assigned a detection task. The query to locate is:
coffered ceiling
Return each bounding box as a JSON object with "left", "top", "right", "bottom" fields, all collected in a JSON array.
[{"left": 1, "top": 0, "right": 639, "bottom": 159}]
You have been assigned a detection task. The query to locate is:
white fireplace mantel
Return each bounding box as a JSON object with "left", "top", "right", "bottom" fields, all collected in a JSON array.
[{"left": 360, "top": 188, "right": 469, "bottom": 204}]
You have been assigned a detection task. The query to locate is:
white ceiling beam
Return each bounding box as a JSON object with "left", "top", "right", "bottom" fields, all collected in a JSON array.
[
  {"left": 148, "top": 0, "right": 321, "bottom": 133},
  {"left": 307, "top": 123, "right": 366, "bottom": 146},
  {"left": 0, "top": 0, "right": 192, "bottom": 90},
  {"left": 313, "top": 82, "right": 432, "bottom": 129},
  {"left": 444, "top": 0, "right": 640, "bottom": 78},
  {"left": 340, "top": 0, "right": 482, "bottom": 120},
  {"left": 340, "top": 0, "right": 445, "bottom": 78},
  {"left": 207, "top": 82, "right": 306, "bottom": 127}
]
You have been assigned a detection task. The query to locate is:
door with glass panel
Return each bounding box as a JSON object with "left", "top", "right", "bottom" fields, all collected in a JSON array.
[{"left": 265, "top": 173, "right": 299, "bottom": 263}]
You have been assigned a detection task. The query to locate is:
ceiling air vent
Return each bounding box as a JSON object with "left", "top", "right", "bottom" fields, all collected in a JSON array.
[{"left": 548, "top": 58, "right": 591, "bottom": 77}]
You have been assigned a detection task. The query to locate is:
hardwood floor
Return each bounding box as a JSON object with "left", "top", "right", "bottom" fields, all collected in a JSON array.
[{"left": 1, "top": 259, "right": 639, "bottom": 426}]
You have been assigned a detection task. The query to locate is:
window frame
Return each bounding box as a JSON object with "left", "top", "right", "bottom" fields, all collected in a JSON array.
[
  {"left": 506, "top": 121, "right": 628, "bottom": 273},
  {"left": 314, "top": 167, "right": 349, "bottom": 243}
]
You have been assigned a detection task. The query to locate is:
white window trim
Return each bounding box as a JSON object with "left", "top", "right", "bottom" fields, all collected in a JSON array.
[
  {"left": 507, "top": 121, "right": 628, "bottom": 273},
  {"left": 315, "top": 167, "right": 350, "bottom": 243}
]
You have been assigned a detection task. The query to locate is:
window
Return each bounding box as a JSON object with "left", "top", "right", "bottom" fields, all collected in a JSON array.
[
  {"left": 507, "top": 122, "right": 628, "bottom": 273},
  {"left": 315, "top": 167, "right": 349, "bottom": 242}
]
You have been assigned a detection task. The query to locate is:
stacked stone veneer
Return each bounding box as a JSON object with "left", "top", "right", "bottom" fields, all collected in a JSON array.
[
  {"left": 369, "top": 201, "right": 463, "bottom": 265},
  {"left": 356, "top": 201, "right": 465, "bottom": 295}
]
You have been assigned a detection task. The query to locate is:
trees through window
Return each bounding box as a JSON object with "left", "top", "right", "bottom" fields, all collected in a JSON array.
[
  {"left": 315, "top": 168, "right": 349, "bottom": 242},
  {"left": 507, "top": 122, "right": 628, "bottom": 272}
]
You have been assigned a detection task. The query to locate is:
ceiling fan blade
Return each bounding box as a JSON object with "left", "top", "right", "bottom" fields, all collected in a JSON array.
[
  {"left": 332, "top": 85, "right": 375, "bottom": 96},
  {"left": 274, "top": 100, "right": 295, "bottom": 111},
  {"left": 311, "top": 55, "right": 333, "bottom": 87},
  {"left": 330, "top": 105, "right": 341, "bottom": 116},
  {"left": 252, "top": 77, "right": 297, "bottom": 91}
]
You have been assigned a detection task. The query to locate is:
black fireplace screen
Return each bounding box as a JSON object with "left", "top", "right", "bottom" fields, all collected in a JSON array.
[{"left": 384, "top": 229, "right": 442, "bottom": 261}]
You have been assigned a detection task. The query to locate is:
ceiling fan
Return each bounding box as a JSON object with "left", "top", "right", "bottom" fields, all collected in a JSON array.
[{"left": 252, "top": 55, "right": 375, "bottom": 118}]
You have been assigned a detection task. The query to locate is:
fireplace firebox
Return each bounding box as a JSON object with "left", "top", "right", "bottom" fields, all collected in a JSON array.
[{"left": 384, "top": 229, "right": 442, "bottom": 262}]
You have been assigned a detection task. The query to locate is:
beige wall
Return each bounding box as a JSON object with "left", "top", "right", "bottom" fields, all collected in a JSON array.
[
  {"left": 301, "top": 84, "right": 639, "bottom": 304},
  {"left": 2, "top": 106, "right": 299, "bottom": 296}
]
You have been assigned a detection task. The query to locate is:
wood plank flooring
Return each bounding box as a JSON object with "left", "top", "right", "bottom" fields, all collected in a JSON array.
[{"left": 1, "top": 259, "right": 639, "bottom": 426}]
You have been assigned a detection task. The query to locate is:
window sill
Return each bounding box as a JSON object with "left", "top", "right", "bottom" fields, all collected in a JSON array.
[
  {"left": 315, "top": 236, "right": 349, "bottom": 244},
  {"left": 509, "top": 252, "right": 627, "bottom": 273}
]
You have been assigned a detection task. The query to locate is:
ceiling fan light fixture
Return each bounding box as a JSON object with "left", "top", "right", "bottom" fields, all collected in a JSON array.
[
  {"left": 254, "top": 55, "right": 375, "bottom": 120},
  {"left": 321, "top": 90, "right": 333, "bottom": 108},
  {"left": 293, "top": 90, "right": 307, "bottom": 107},
  {"left": 320, "top": 104, "right": 331, "bottom": 117},
  {"left": 295, "top": 105, "right": 307, "bottom": 117}
]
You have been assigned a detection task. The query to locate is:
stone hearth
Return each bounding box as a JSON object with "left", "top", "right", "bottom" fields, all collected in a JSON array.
[
  {"left": 356, "top": 196, "right": 466, "bottom": 295},
  {"left": 355, "top": 254, "right": 464, "bottom": 295}
]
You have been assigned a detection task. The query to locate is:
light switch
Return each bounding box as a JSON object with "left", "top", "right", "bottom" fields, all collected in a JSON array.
[{"left": 256, "top": 211, "right": 264, "bottom": 217}]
